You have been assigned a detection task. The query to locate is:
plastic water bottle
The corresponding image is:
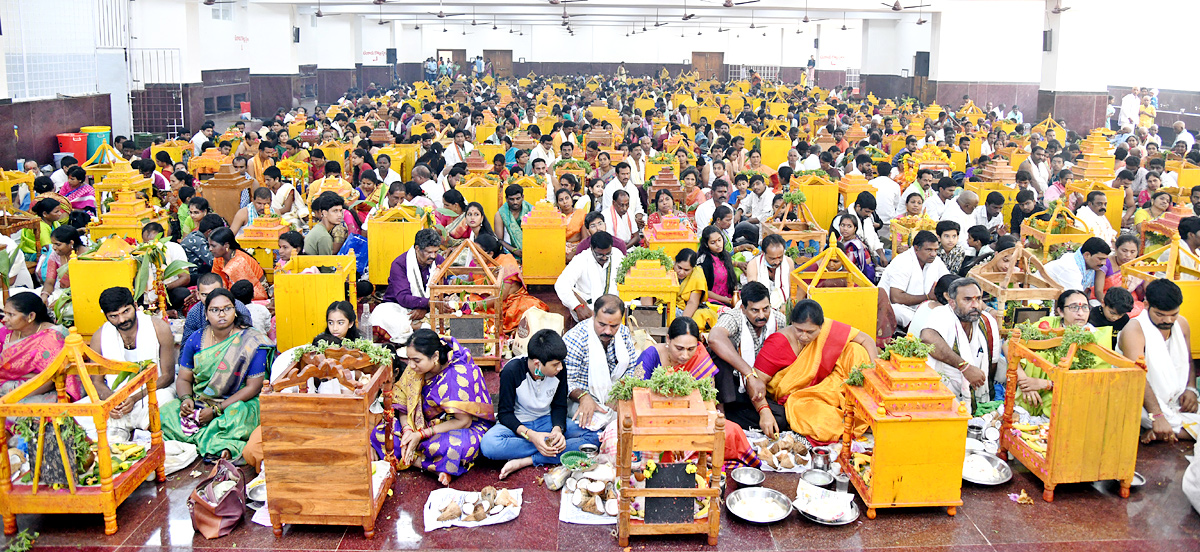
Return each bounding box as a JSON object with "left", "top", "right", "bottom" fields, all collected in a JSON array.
[{"left": 360, "top": 303, "right": 373, "bottom": 338}]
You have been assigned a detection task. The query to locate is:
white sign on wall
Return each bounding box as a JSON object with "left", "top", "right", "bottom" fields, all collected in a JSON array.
[{"left": 363, "top": 50, "right": 385, "bottom": 64}]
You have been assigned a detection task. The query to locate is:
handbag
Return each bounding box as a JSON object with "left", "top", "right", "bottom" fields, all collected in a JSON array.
[{"left": 187, "top": 459, "right": 246, "bottom": 539}]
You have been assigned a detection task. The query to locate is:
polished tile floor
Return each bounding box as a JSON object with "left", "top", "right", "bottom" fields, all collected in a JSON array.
[{"left": 1, "top": 437, "right": 1196, "bottom": 552}]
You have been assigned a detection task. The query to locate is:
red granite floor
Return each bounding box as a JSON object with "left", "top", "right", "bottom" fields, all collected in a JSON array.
[{"left": 1, "top": 439, "right": 1197, "bottom": 552}]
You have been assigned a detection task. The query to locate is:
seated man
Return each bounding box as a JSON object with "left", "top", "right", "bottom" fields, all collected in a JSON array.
[
  {"left": 879, "top": 230, "right": 949, "bottom": 327},
  {"left": 563, "top": 294, "right": 638, "bottom": 435},
  {"left": 495, "top": 184, "right": 532, "bottom": 258},
  {"left": 756, "top": 300, "right": 877, "bottom": 442},
  {"left": 376, "top": 228, "right": 444, "bottom": 344},
  {"left": 555, "top": 231, "right": 624, "bottom": 322},
  {"left": 181, "top": 272, "right": 253, "bottom": 345},
  {"left": 604, "top": 189, "right": 644, "bottom": 247},
  {"left": 707, "top": 282, "right": 789, "bottom": 436},
  {"left": 1074, "top": 191, "right": 1117, "bottom": 245},
  {"left": 81, "top": 287, "right": 177, "bottom": 442},
  {"left": 482, "top": 329, "right": 600, "bottom": 479},
  {"left": 1045, "top": 237, "right": 1110, "bottom": 298},
  {"left": 744, "top": 233, "right": 793, "bottom": 310},
  {"left": 570, "top": 211, "right": 629, "bottom": 261},
  {"left": 921, "top": 277, "right": 1001, "bottom": 404},
  {"left": 1118, "top": 279, "right": 1199, "bottom": 442}
]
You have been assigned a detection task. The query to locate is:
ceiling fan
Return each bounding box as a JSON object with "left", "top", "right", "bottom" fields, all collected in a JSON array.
[
  {"left": 202, "top": 0, "right": 235, "bottom": 5},
  {"left": 748, "top": 10, "right": 767, "bottom": 29},
  {"left": 682, "top": 0, "right": 698, "bottom": 20},
  {"left": 1051, "top": 1, "right": 1071, "bottom": 13},
  {"left": 701, "top": 0, "right": 760, "bottom": 6},
  {"left": 840, "top": 12, "right": 854, "bottom": 30},
  {"left": 881, "top": 1, "right": 930, "bottom": 11},
  {"left": 716, "top": 18, "right": 729, "bottom": 32},
  {"left": 654, "top": 9, "right": 669, "bottom": 27},
  {"left": 428, "top": 1, "right": 464, "bottom": 18},
  {"left": 801, "top": 1, "right": 828, "bottom": 23},
  {"left": 549, "top": 0, "right": 587, "bottom": 4},
  {"left": 376, "top": 2, "right": 388, "bottom": 25},
  {"left": 461, "top": 25, "right": 472, "bottom": 35},
  {"left": 314, "top": 0, "right": 324, "bottom": 17},
  {"left": 915, "top": 3, "right": 928, "bottom": 24},
  {"left": 470, "top": 7, "right": 478, "bottom": 25}
]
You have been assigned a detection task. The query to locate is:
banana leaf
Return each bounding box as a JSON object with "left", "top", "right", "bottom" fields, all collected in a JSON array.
[
  {"left": 0, "top": 244, "right": 20, "bottom": 287},
  {"left": 161, "top": 259, "right": 194, "bottom": 281},
  {"left": 132, "top": 256, "right": 152, "bottom": 301}
]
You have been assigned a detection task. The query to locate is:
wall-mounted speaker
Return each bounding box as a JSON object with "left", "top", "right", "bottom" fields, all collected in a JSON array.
[
  {"left": 1043, "top": 30, "right": 1052, "bottom": 52},
  {"left": 813, "top": 38, "right": 819, "bottom": 49},
  {"left": 386, "top": 48, "right": 398, "bottom": 64},
  {"left": 292, "top": 27, "right": 300, "bottom": 43}
]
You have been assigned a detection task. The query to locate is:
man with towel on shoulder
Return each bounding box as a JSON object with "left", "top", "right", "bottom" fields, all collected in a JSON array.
[
  {"left": 562, "top": 295, "right": 637, "bottom": 454},
  {"left": 1119, "top": 279, "right": 1199, "bottom": 442},
  {"left": 376, "top": 228, "right": 444, "bottom": 344}
]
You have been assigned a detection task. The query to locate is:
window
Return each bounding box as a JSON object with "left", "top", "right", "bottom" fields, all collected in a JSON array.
[{"left": 212, "top": 3, "right": 232, "bottom": 21}]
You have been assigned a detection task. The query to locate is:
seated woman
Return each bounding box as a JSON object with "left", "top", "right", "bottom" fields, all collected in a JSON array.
[
  {"left": 404, "top": 181, "right": 436, "bottom": 211},
  {"left": 555, "top": 188, "right": 586, "bottom": 245},
  {"left": 40, "top": 224, "right": 88, "bottom": 303},
  {"left": 673, "top": 248, "right": 717, "bottom": 329},
  {"left": 756, "top": 300, "right": 878, "bottom": 443},
  {"left": 1133, "top": 190, "right": 1172, "bottom": 232},
  {"left": 208, "top": 227, "right": 268, "bottom": 301},
  {"left": 1016, "top": 289, "right": 1111, "bottom": 416},
  {"left": 636, "top": 316, "right": 760, "bottom": 468},
  {"left": 908, "top": 274, "right": 959, "bottom": 338},
  {"left": 475, "top": 233, "right": 547, "bottom": 336},
  {"left": 372, "top": 329, "right": 494, "bottom": 486},
  {"left": 447, "top": 201, "right": 495, "bottom": 248},
  {"left": 646, "top": 189, "right": 688, "bottom": 228},
  {"left": 0, "top": 292, "right": 78, "bottom": 402},
  {"left": 1094, "top": 234, "right": 1145, "bottom": 312},
  {"left": 697, "top": 225, "right": 737, "bottom": 307},
  {"left": 589, "top": 151, "right": 616, "bottom": 184},
  {"left": 830, "top": 213, "right": 876, "bottom": 282},
  {"left": 482, "top": 329, "right": 599, "bottom": 479},
  {"left": 743, "top": 149, "right": 776, "bottom": 178},
  {"left": 680, "top": 166, "right": 706, "bottom": 208},
  {"left": 161, "top": 289, "right": 273, "bottom": 461},
  {"left": 437, "top": 190, "right": 471, "bottom": 248}
]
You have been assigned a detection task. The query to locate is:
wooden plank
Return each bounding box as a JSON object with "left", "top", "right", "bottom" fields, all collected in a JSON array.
[
  {"left": 1051, "top": 371, "right": 1084, "bottom": 484},
  {"left": 1077, "top": 371, "right": 1107, "bottom": 483},
  {"left": 260, "top": 411, "right": 368, "bottom": 429},
  {"left": 271, "top": 497, "right": 371, "bottom": 517},
  {"left": 261, "top": 397, "right": 365, "bottom": 417}
]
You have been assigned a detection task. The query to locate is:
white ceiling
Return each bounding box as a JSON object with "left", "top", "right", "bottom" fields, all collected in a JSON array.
[{"left": 261, "top": 0, "right": 942, "bottom": 28}]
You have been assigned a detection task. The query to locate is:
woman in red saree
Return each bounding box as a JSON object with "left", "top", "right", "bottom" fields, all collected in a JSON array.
[
  {"left": 474, "top": 233, "right": 547, "bottom": 337},
  {"left": 208, "top": 228, "right": 268, "bottom": 301},
  {"left": 0, "top": 293, "right": 80, "bottom": 402},
  {"left": 755, "top": 299, "right": 877, "bottom": 444},
  {"left": 633, "top": 316, "right": 759, "bottom": 469}
]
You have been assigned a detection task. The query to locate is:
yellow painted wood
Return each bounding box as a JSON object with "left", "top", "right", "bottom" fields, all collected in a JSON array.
[
  {"left": 274, "top": 256, "right": 355, "bottom": 351},
  {"left": 367, "top": 220, "right": 422, "bottom": 285},
  {"left": 68, "top": 257, "right": 137, "bottom": 338},
  {"left": 794, "top": 181, "right": 839, "bottom": 230},
  {"left": 809, "top": 287, "right": 877, "bottom": 343},
  {"left": 521, "top": 203, "right": 566, "bottom": 285},
  {"left": 458, "top": 183, "right": 500, "bottom": 222},
  {"left": 965, "top": 181, "right": 1018, "bottom": 224}
]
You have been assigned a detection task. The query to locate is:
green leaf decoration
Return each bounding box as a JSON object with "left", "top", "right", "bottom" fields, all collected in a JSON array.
[
  {"left": 609, "top": 365, "right": 718, "bottom": 402},
  {"left": 880, "top": 334, "right": 934, "bottom": 360},
  {"left": 615, "top": 247, "right": 673, "bottom": 285}
]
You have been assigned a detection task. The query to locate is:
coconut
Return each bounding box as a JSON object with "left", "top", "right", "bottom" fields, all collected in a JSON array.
[
  {"left": 490, "top": 503, "right": 504, "bottom": 515},
  {"left": 565, "top": 478, "right": 578, "bottom": 492},
  {"left": 572, "top": 488, "right": 584, "bottom": 506},
  {"left": 778, "top": 453, "right": 795, "bottom": 469},
  {"left": 580, "top": 495, "right": 605, "bottom": 516},
  {"left": 604, "top": 498, "right": 619, "bottom": 516},
  {"left": 480, "top": 486, "right": 497, "bottom": 505},
  {"left": 586, "top": 480, "right": 606, "bottom": 494},
  {"left": 496, "top": 489, "right": 519, "bottom": 507},
  {"left": 437, "top": 501, "right": 462, "bottom": 521}
]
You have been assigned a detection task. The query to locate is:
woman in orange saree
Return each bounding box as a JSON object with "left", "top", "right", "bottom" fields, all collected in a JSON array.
[
  {"left": 474, "top": 233, "right": 548, "bottom": 337},
  {"left": 756, "top": 299, "right": 877, "bottom": 444},
  {"left": 208, "top": 228, "right": 268, "bottom": 301}
]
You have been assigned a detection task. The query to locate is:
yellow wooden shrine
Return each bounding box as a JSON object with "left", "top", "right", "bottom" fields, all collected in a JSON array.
[
  {"left": 367, "top": 205, "right": 433, "bottom": 285},
  {"left": 1020, "top": 200, "right": 1091, "bottom": 261},
  {"left": 520, "top": 202, "right": 567, "bottom": 286},
  {"left": 428, "top": 240, "right": 504, "bottom": 370},
  {"left": 0, "top": 329, "right": 166, "bottom": 536},
  {"left": 69, "top": 239, "right": 138, "bottom": 338},
  {"left": 617, "top": 259, "right": 680, "bottom": 329},
  {"left": 1120, "top": 240, "right": 1200, "bottom": 358},
  {"left": 644, "top": 216, "right": 697, "bottom": 261},
  {"left": 791, "top": 173, "right": 838, "bottom": 229},
  {"left": 87, "top": 185, "right": 168, "bottom": 241},
  {"left": 80, "top": 143, "right": 125, "bottom": 183},
  {"left": 998, "top": 329, "right": 1145, "bottom": 502},
  {"left": 967, "top": 245, "right": 1062, "bottom": 308},
  {"left": 275, "top": 255, "right": 358, "bottom": 351},
  {"left": 838, "top": 351, "right": 969, "bottom": 519},
  {"left": 790, "top": 236, "right": 879, "bottom": 341}
]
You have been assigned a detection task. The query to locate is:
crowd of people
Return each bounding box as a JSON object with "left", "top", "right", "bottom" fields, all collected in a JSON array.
[{"left": 1, "top": 69, "right": 1196, "bottom": 493}]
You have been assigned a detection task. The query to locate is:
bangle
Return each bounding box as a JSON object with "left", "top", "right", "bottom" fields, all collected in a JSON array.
[
  {"left": 755, "top": 403, "right": 770, "bottom": 413},
  {"left": 1151, "top": 412, "right": 1165, "bottom": 420},
  {"left": 1187, "top": 387, "right": 1198, "bottom": 397}
]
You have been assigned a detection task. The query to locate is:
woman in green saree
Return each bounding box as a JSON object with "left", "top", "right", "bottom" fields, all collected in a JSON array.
[
  {"left": 1017, "top": 289, "right": 1111, "bottom": 417},
  {"left": 161, "top": 288, "right": 274, "bottom": 460}
]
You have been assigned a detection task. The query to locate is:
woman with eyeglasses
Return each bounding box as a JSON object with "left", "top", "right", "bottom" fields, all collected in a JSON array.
[
  {"left": 160, "top": 288, "right": 274, "bottom": 462},
  {"left": 1015, "top": 289, "right": 1112, "bottom": 416}
]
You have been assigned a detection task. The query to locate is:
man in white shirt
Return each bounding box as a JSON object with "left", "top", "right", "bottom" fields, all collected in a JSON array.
[
  {"left": 602, "top": 162, "right": 644, "bottom": 218},
  {"left": 778, "top": 148, "right": 802, "bottom": 174},
  {"left": 555, "top": 232, "right": 624, "bottom": 322},
  {"left": 603, "top": 189, "right": 642, "bottom": 246},
  {"left": 1175, "top": 121, "right": 1196, "bottom": 149},
  {"left": 743, "top": 234, "right": 794, "bottom": 310},
  {"left": 940, "top": 191, "right": 978, "bottom": 249},
  {"left": 627, "top": 144, "right": 647, "bottom": 185},
  {"left": 974, "top": 191, "right": 1007, "bottom": 235},
  {"left": 1044, "top": 237, "right": 1110, "bottom": 297},
  {"left": 869, "top": 161, "right": 902, "bottom": 227},
  {"left": 924, "top": 177, "right": 958, "bottom": 220},
  {"left": 902, "top": 168, "right": 936, "bottom": 204},
  {"left": 739, "top": 175, "right": 775, "bottom": 225},
  {"left": 921, "top": 277, "right": 1001, "bottom": 404},
  {"left": 695, "top": 180, "right": 731, "bottom": 232},
  {"left": 1006, "top": 105, "right": 1023, "bottom": 124},
  {"left": 879, "top": 230, "right": 949, "bottom": 327},
  {"left": 375, "top": 154, "right": 403, "bottom": 186},
  {"left": 1074, "top": 191, "right": 1117, "bottom": 245},
  {"left": 527, "top": 134, "right": 557, "bottom": 175},
  {"left": 190, "top": 125, "right": 215, "bottom": 156},
  {"left": 1017, "top": 146, "right": 1050, "bottom": 193},
  {"left": 413, "top": 165, "right": 443, "bottom": 208},
  {"left": 1119, "top": 88, "right": 1141, "bottom": 128},
  {"left": 442, "top": 128, "right": 474, "bottom": 171}
]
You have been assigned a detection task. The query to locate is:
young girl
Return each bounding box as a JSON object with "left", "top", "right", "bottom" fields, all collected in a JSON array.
[
  {"left": 697, "top": 225, "right": 737, "bottom": 306},
  {"left": 40, "top": 225, "right": 88, "bottom": 301},
  {"left": 276, "top": 231, "right": 304, "bottom": 272},
  {"left": 311, "top": 301, "right": 361, "bottom": 346}
]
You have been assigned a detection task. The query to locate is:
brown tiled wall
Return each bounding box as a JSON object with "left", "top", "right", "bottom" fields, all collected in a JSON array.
[
  {"left": 0, "top": 93, "right": 112, "bottom": 166},
  {"left": 928, "top": 81, "right": 1040, "bottom": 117},
  {"left": 318, "top": 69, "right": 356, "bottom": 104},
  {"left": 1036, "top": 91, "right": 1107, "bottom": 132}
]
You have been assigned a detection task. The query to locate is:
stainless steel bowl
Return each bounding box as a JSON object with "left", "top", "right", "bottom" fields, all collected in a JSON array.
[
  {"left": 731, "top": 467, "right": 765, "bottom": 487},
  {"left": 801, "top": 469, "right": 835, "bottom": 489},
  {"left": 962, "top": 452, "right": 1013, "bottom": 485},
  {"left": 726, "top": 487, "right": 793, "bottom": 524}
]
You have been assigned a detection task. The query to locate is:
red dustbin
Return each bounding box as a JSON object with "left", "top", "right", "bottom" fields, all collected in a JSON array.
[{"left": 57, "top": 133, "right": 88, "bottom": 162}]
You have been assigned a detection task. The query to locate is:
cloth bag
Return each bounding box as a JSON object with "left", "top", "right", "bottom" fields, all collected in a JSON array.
[{"left": 188, "top": 459, "right": 246, "bottom": 539}]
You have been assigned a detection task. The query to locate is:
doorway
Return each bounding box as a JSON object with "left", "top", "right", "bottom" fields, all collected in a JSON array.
[
  {"left": 436, "top": 49, "right": 467, "bottom": 76},
  {"left": 692, "top": 52, "right": 724, "bottom": 80},
  {"left": 483, "top": 50, "right": 513, "bottom": 78}
]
